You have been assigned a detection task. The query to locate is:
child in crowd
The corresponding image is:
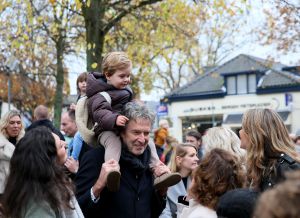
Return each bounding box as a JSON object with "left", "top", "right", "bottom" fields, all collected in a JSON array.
[
  {"left": 154, "top": 119, "right": 170, "bottom": 159},
  {"left": 86, "top": 51, "right": 181, "bottom": 191},
  {"left": 68, "top": 72, "right": 89, "bottom": 161},
  {"left": 70, "top": 72, "right": 88, "bottom": 110}
]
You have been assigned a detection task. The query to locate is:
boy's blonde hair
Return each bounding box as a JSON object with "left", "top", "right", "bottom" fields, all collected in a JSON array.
[{"left": 102, "top": 51, "right": 132, "bottom": 77}]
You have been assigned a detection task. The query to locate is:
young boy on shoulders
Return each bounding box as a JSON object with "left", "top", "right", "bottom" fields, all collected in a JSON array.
[{"left": 86, "top": 51, "right": 181, "bottom": 192}]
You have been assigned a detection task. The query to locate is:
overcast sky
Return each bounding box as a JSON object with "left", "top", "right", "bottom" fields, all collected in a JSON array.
[{"left": 66, "top": 0, "right": 300, "bottom": 101}]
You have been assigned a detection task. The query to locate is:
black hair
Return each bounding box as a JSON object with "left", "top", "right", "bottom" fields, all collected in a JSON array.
[
  {"left": 0, "top": 126, "right": 74, "bottom": 218},
  {"left": 186, "top": 130, "right": 202, "bottom": 141}
]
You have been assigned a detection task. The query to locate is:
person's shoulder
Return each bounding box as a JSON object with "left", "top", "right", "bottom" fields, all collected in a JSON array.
[
  {"left": 81, "top": 146, "right": 105, "bottom": 163},
  {"left": 86, "top": 73, "right": 109, "bottom": 97},
  {"left": 26, "top": 119, "right": 51, "bottom": 130},
  {"left": 179, "top": 200, "right": 217, "bottom": 218},
  {"left": 0, "top": 132, "right": 14, "bottom": 154},
  {"left": 0, "top": 132, "right": 7, "bottom": 142},
  {"left": 24, "top": 200, "right": 57, "bottom": 218},
  {"left": 125, "top": 85, "right": 133, "bottom": 94},
  {"left": 278, "top": 153, "right": 300, "bottom": 171}
]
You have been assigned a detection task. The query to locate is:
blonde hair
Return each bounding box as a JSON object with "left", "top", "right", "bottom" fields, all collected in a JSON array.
[
  {"left": 168, "top": 143, "right": 197, "bottom": 173},
  {"left": 102, "top": 51, "right": 132, "bottom": 77},
  {"left": 203, "top": 127, "right": 245, "bottom": 159},
  {"left": 242, "top": 108, "right": 300, "bottom": 189},
  {"left": 0, "top": 110, "right": 25, "bottom": 141},
  {"left": 159, "top": 119, "right": 169, "bottom": 128}
]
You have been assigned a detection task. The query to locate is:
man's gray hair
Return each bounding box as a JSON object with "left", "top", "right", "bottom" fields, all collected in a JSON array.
[{"left": 121, "top": 102, "right": 155, "bottom": 127}]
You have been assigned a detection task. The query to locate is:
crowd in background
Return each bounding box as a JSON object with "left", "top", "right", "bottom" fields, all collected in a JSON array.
[{"left": 0, "top": 51, "right": 299, "bottom": 218}]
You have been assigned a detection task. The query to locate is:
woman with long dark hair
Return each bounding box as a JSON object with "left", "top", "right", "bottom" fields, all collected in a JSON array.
[{"left": 0, "top": 126, "right": 83, "bottom": 218}]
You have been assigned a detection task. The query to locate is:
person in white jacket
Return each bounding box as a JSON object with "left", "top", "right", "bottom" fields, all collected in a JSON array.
[
  {"left": 0, "top": 110, "right": 24, "bottom": 195},
  {"left": 160, "top": 143, "right": 199, "bottom": 218}
]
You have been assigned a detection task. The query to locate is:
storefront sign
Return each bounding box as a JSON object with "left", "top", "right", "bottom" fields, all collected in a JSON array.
[
  {"left": 157, "top": 104, "right": 168, "bottom": 116},
  {"left": 285, "top": 93, "right": 293, "bottom": 106},
  {"left": 183, "top": 102, "right": 272, "bottom": 113}
]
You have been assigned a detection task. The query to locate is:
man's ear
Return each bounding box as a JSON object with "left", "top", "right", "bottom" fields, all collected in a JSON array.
[{"left": 120, "top": 131, "right": 125, "bottom": 139}]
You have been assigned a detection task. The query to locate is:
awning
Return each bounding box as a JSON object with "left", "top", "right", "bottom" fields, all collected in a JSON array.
[{"left": 223, "top": 111, "right": 290, "bottom": 125}]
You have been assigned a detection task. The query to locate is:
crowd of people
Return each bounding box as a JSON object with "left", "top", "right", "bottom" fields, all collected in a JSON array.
[{"left": 0, "top": 51, "right": 299, "bottom": 218}]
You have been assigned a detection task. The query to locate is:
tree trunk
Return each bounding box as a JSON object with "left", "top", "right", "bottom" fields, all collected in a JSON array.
[
  {"left": 53, "top": 35, "right": 65, "bottom": 128},
  {"left": 83, "top": 1, "right": 106, "bottom": 72}
]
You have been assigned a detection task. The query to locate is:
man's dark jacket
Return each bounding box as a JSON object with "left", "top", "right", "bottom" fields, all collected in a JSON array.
[
  {"left": 26, "top": 119, "right": 65, "bottom": 140},
  {"left": 75, "top": 146, "right": 166, "bottom": 218}
]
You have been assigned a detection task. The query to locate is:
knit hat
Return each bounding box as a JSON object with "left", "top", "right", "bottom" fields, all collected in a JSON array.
[{"left": 216, "top": 188, "right": 258, "bottom": 218}]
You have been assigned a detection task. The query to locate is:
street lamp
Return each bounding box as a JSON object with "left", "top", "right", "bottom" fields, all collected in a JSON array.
[{"left": 4, "top": 56, "right": 19, "bottom": 110}]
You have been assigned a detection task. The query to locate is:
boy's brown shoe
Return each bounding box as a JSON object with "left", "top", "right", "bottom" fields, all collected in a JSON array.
[
  {"left": 106, "top": 170, "right": 121, "bottom": 192},
  {"left": 154, "top": 172, "right": 181, "bottom": 190}
]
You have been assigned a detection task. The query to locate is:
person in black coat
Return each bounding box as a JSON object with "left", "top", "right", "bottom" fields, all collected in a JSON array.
[
  {"left": 26, "top": 105, "right": 65, "bottom": 141},
  {"left": 75, "top": 102, "right": 166, "bottom": 218}
]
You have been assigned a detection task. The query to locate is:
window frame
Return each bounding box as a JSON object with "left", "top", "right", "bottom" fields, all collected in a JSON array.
[{"left": 226, "top": 73, "right": 257, "bottom": 95}]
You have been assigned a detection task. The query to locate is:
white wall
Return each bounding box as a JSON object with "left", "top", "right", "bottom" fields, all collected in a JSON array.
[{"left": 168, "top": 92, "right": 300, "bottom": 141}]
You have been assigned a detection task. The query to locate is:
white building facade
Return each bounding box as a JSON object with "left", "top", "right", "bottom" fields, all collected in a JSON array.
[{"left": 162, "top": 54, "right": 300, "bottom": 141}]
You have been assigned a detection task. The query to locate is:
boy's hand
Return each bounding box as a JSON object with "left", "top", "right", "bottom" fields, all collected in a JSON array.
[
  {"left": 69, "top": 103, "right": 76, "bottom": 110},
  {"left": 116, "top": 115, "right": 129, "bottom": 126}
]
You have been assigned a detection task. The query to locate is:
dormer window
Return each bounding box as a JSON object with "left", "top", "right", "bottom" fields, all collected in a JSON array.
[
  {"left": 226, "top": 74, "right": 256, "bottom": 95},
  {"left": 227, "top": 76, "right": 236, "bottom": 94}
]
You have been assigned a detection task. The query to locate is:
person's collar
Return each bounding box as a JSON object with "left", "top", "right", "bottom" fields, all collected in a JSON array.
[{"left": 8, "top": 137, "right": 17, "bottom": 146}]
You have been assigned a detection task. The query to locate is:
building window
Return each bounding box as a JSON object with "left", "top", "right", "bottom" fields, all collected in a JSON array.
[
  {"left": 226, "top": 74, "right": 256, "bottom": 95},
  {"left": 248, "top": 74, "right": 256, "bottom": 93},
  {"left": 227, "top": 76, "right": 236, "bottom": 94},
  {"left": 237, "top": 75, "right": 247, "bottom": 94}
]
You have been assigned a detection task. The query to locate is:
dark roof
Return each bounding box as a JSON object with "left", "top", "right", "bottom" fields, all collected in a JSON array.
[
  {"left": 217, "top": 54, "right": 270, "bottom": 75},
  {"left": 258, "top": 69, "right": 300, "bottom": 88},
  {"left": 164, "top": 54, "right": 300, "bottom": 102}
]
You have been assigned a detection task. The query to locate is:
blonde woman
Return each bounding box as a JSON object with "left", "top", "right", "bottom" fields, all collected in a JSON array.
[
  {"left": 159, "top": 143, "right": 199, "bottom": 218},
  {"left": 203, "top": 126, "right": 246, "bottom": 161},
  {"left": 239, "top": 108, "right": 300, "bottom": 191},
  {"left": 178, "top": 148, "right": 246, "bottom": 218},
  {"left": 0, "top": 110, "right": 25, "bottom": 194}
]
